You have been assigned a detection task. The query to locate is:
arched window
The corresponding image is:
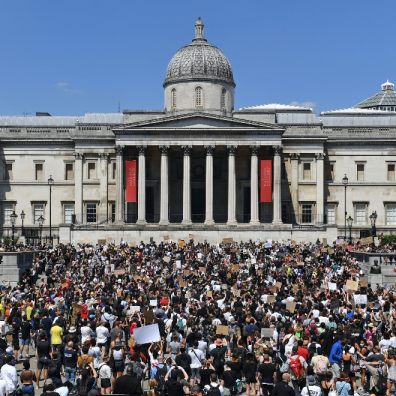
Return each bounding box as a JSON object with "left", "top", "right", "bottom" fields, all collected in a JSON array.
[
  {"left": 221, "top": 88, "right": 226, "bottom": 110},
  {"left": 195, "top": 86, "right": 203, "bottom": 108},
  {"left": 171, "top": 89, "right": 176, "bottom": 109}
]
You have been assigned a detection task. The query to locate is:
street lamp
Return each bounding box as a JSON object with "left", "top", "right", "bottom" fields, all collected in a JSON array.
[
  {"left": 20, "top": 210, "right": 25, "bottom": 237},
  {"left": 342, "top": 174, "right": 349, "bottom": 240},
  {"left": 48, "top": 175, "right": 54, "bottom": 245},
  {"left": 37, "top": 215, "right": 44, "bottom": 245},
  {"left": 347, "top": 215, "right": 353, "bottom": 243},
  {"left": 369, "top": 211, "right": 378, "bottom": 244},
  {"left": 10, "top": 211, "right": 18, "bottom": 244}
]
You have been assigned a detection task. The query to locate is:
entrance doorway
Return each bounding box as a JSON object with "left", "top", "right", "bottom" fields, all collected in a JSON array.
[{"left": 191, "top": 187, "right": 205, "bottom": 223}]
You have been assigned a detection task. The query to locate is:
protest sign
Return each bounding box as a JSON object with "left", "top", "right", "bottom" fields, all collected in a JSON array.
[
  {"left": 222, "top": 238, "right": 233, "bottom": 244},
  {"left": 206, "top": 290, "right": 213, "bottom": 298},
  {"left": 354, "top": 294, "right": 368, "bottom": 305},
  {"left": 360, "top": 278, "right": 368, "bottom": 288},
  {"left": 134, "top": 324, "right": 161, "bottom": 345},
  {"left": 163, "top": 256, "right": 171, "bottom": 263},
  {"left": 266, "top": 295, "right": 276, "bottom": 304},
  {"left": 232, "top": 289, "right": 241, "bottom": 297},
  {"left": 286, "top": 301, "right": 296, "bottom": 313},
  {"left": 97, "top": 239, "right": 106, "bottom": 245},
  {"left": 176, "top": 260, "right": 182, "bottom": 269},
  {"left": 128, "top": 306, "right": 141, "bottom": 315},
  {"left": 216, "top": 325, "right": 229, "bottom": 336},
  {"left": 178, "top": 240, "right": 185, "bottom": 248},
  {"left": 328, "top": 282, "right": 337, "bottom": 291},
  {"left": 114, "top": 268, "right": 126, "bottom": 276},
  {"left": 261, "top": 328, "right": 274, "bottom": 338},
  {"left": 150, "top": 299, "right": 157, "bottom": 307},
  {"left": 346, "top": 280, "right": 359, "bottom": 291},
  {"left": 275, "top": 281, "right": 282, "bottom": 290}
]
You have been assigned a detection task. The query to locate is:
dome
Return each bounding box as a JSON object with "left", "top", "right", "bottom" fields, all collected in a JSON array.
[
  {"left": 164, "top": 18, "right": 235, "bottom": 88},
  {"left": 354, "top": 80, "right": 396, "bottom": 110}
]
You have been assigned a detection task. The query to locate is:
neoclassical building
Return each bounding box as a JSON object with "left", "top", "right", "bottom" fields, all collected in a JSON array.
[{"left": 0, "top": 19, "right": 396, "bottom": 243}]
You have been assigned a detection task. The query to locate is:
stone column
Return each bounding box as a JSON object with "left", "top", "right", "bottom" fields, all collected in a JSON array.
[
  {"left": 204, "top": 146, "right": 215, "bottom": 225},
  {"left": 316, "top": 153, "right": 325, "bottom": 225},
  {"left": 137, "top": 146, "right": 146, "bottom": 225},
  {"left": 290, "top": 153, "right": 300, "bottom": 222},
  {"left": 115, "top": 146, "right": 124, "bottom": 223},
  {"left": 99, "top": 153, "right": 109, "bottom": 222},
  {"left": 182, "top": 146, "right": 192, "bottom": 225},
  {"left": 272, "top": 145, "right": 283, "bottom": 224},
  {"left": 159, "top": 146, "right": 169, "bottom": 225},
  {"left": 227, "top": 146, "right": 237, "bottom": 226},
  {"left": 250, "top": 146, "right": 260, "bottom": 225},
  {"left": 74, "top": 152, "right": 83, "bottom": 224}
]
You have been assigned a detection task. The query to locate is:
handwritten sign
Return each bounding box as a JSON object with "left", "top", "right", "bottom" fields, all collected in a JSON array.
[
  {"left": 346, "top": 280, "right": 359, "bottom": 291},
  {"left": 216, "top": 325, "right": 229, "bottom": 336}
]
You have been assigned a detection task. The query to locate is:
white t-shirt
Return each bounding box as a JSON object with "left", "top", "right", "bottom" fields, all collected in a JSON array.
[
  {"left": 301, "top": 385, "right": 322, "bottom": 396},
  {"left": 0, "top": 364, "right": 17, "bottom": 393},
  {"left": 96, "top": 325, "right": 110, "bottom": 344},
  {"left": 80, "top": 326, "right": 94, "bottom": 344},
  {"left": 188, "top": 348, "right": 204, "bottom": 369},
  {"left": 0, "top": 379, "right": 6, "bottom": 396},
  {"left": 55, "top": 386, "right": 69, "bottom": 396}
]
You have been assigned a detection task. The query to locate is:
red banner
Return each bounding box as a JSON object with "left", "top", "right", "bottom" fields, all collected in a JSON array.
[
  {"left": 260, "top": 160, "right": 272, "bottom": 203},
  {"left": 125, "top": 160, "right": 137, "bottom": 203}
]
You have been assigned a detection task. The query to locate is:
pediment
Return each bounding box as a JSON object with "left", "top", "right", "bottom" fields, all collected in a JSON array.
[{"left": 115, "top": 112, "right": 282, "bottom": 132}]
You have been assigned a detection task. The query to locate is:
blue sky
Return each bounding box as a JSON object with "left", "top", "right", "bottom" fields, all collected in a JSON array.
[{"left": 0, "top": 0, "right": 395, "bottom": 115}]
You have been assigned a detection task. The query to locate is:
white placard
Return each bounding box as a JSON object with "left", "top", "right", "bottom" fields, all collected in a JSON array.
[
  {"left": 354, "top": 294, "right": 368, "bottom": 305},
  {"left": 328, "top": 282, "right": 337, "bottom": 291},
  {"left": 128, "top": 306, "right": 141, "bottom": 315},
  {"left": 176, "top": 260, "right": 182, "bottom": 269},
  {"left": 150, "top": 299, "right": 157, "bottom": 307},
  {"left": 134, "top": 324, "right": 161, "bottom": 345}
]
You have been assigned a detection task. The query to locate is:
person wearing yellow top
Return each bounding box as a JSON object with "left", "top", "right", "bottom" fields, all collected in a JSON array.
[
  {"left": 50, "top": 323, "right": 63, "bottom": 351},
  {"left": 25, "top": 304, "right": 33, "bottom": 321}
]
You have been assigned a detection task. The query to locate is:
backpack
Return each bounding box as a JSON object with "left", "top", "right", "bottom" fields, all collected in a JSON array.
[
  {"left": 177, "top": 318, "right": 185, "bottom": 331},
  {"left": 315, "top": 356, "right": 328, "bottom": 374},
  {"left": 155, "top": 364, "right": 168, "bottom": 396},
  {"left": 131, "top": 361, "right": 144, "bottom": 380},
  {"left": 289, "top": 355, "right": 304, "bottom": 379},
  {"left": 279, "top": 355, "right": 289, "bottom": 373},
  {"left": 205, "top": 384, "right": 221, "bottom": 396}
]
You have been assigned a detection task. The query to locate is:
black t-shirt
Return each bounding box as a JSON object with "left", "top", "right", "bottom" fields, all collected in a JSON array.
[
  {"left": 165, "top": 379, "right": 184, "bottom": 396},
  {"left": 272, "top": 381, "right": 295, "bottom": 396},
  {"left": 199, "top": 368, "right": 215, "bottom": 386},
  {"left": 113, "top": 374, "right": 142, "bottom": 396},
  {"left": 63, "top": 347, "right": 78, "bottom": 368},
  {"left": 36, "top": 340, "right": 51, "bottom": 357},
  {"left": 257, "top": 362, "right": 276, "bottom": 384},
  {"left": 21, "top": 321, "right": 32, "bottom": 339},
  {"left": 223, "top": 370, "right": 237, "bottom": 388}
]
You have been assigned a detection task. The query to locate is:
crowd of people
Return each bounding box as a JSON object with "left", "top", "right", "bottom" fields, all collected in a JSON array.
[{"left": 0, "top": 238, "right": 394, "bottom": 396}]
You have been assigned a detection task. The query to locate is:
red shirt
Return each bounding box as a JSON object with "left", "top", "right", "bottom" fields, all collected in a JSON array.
[{"left": 297, "top": 346, "right": 309, "bottom": 361}]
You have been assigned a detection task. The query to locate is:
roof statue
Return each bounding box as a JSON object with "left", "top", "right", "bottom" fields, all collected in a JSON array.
[{"left": 163, "top": 18, "right": 235, "bottom": 88}]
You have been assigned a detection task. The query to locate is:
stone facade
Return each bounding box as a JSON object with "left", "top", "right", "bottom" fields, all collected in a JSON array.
[{"left": 0, "top": 19, "right": 395, "bottom": 244}]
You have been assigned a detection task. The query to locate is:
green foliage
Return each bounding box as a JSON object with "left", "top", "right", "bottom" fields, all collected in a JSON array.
[{"left": 381, "top": 234, "right": 396, "bottom": 245}]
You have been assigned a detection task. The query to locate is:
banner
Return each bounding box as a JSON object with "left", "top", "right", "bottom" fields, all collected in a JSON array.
[
  {"left": 125, "top": 160, "right": 137, "bottom": 203},
  {"left": 260, "top": 160, "right": 272, "bottom": 202}
]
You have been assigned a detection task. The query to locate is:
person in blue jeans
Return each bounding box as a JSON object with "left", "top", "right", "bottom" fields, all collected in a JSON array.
[
  {"left": 63, "top": 341, "right": 78, "bottom": 385},
  {"left": 329, "top": 338, "right": 344, "bottom": 378}
]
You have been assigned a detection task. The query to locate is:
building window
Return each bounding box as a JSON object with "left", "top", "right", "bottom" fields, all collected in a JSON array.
[
  {"left": 63, "top": 203, "right": 75, "bottom": 224},
  {"left": 65, "top": 163, "right": 74, "bottom": 180},
  {"left": 112, "top": 162, "right": 116, "bottom": 180},
  {"left": 86, "top": 203, "right": 97, "bottom": 223},
  {"left": 221, "top": 89, "right": 226, "bottom": 110},
  {"left": 35, "top": 163, "right": 44, "bottom": 181},
  {"left": 87, "top": 162, "right": 96, "bottom": 180},
  {"left": 325, "top": 204, "right": 336, "bottom": 224},
  {"left": 354, "top": 203, "right": 367, "bottom": 225},
  {"left": 303, "top": 162, "right": 311, "bottom": 180},
  {"left": 33, "top": 203, "right": 45, "bottom": 224},
  {"left": 4, "top": 163, "right": 13, "bottom": 180},
  {"left": 356, "top": 163, "right": 365, "bottom": 181},
  {"left": 195, "top": 86, "right": 203, "bottom": 108},
  {"left": 386, "top": 204, "right": 396, "bottom": 225},
  {"left": 301, "top": 203, "right": 313, "bottom": 223},
  {"left": 111, "top": 202, "right": 115, "bottom": 223},
  {"left": 2, "top": 202, "right": 14, "bottom": 226},
  {"left": 171, "top": 89, "right": 176, "bottom": 109},
  {"left": 387, "top": 163, "right": 395, "bottom": 181}
]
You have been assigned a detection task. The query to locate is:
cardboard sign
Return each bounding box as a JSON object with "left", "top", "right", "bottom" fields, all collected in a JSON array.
[
  {"left": 216, "top": 325, "right": 229, "bottom": 336},
  {"left": 206, "top": 291, "right": 213, "bottom": 298},
  {"left": 275, "top": 282, "right": 282, "bottom": 289},
  {"left": 360, "top": 278, "right": 368, "bottom": 288},
  {"left": 199, "top": 267, "right": 206, "bottom": 273},
  {"left": 257, "top": 270, "right": 263, "bottom": 276},
  {"left": 231, "top": 264, "right": 239, "bottom": 273},
  {"left": 97, "top": 239, "right": 106, "bottom": 245},
  {"left": 261, "top": 328, "right": 274, "bottom": 338},
  {"left": 179, "top": 280, "right": 187, "bottom": 288},
  {"left": 322, "top": 238, "right": 328, "bottom": 246},
  {"left": 360, "top": 237, "right": 373, "bottom": 245},
  {"left": 346, "top": 280, "right": 359, "bottom": 291},
  {"left": 232, "top": 289, "right": 241, "bottom": 297},
  {"left": 266, "top": 295, "right": 276, "bottom": 304},
  {"left": 163, "top": 256, "right": 171, "bottom": 263},
  {"left": 114, "top": 268, "right": 126, "bottom": 276},
  {"left": 286, "top": 301, "right": 296, "bottom": 313},
  {"left": 292, "top": 285, "right": 299, "bottom": 293},
  {"left": 134, "top": 324, "right": 161, "bottom": 345},
  {"left": 222, "top": 238, "right": 234, "bottom": 244},
  {"left": 183, "top": 270, "right": 190, "bottom": 276},
  {"left": 178, "top": 240, "right": 185, "bottom": 248}
]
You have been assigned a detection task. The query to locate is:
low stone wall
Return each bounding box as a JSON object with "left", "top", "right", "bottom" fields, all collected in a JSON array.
[
  {"left": 59, "top": 224, "right": 338, "bottom": 245},
  {"left": 0, "top": 251, "right": 40, "bottom": 286}
]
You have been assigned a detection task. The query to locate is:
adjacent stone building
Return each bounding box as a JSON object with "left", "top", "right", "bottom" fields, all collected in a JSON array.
[{"left": 0, "top": 19, "right": 395, "bottom": 243}]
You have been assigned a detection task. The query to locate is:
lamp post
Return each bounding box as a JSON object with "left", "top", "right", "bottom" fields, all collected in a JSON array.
[
  {"left": 20, "top": 210, "right": 25, "bottom": 237},
  {"left": 10, "top": 211, "right": 18, "bottom": 244},
  {"left": 48, "top": 175, "right": 54, "bottom": 245},
  {"left": 369, "top": 211, "right": 378, "bottom": 244},
  {"left": 342, "top": 174, "right": 349, "bottom": 240},
  {"left": 37, "top": 215, "right": 44, "bottom": 245},
  {"left": 347, "top": 215, "right": 353, "bottom": 243}
]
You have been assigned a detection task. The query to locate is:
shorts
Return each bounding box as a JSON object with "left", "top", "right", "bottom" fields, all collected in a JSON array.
[
  {"left": 191, "top": 368, "right": 200, "bottom": 379},
  {"left": 37, "top": 356, "right": 49, "bottom": 369},
  {"left": 113, "top": 360, "right": 125, "bottom": 373},
  {"left": 101, "top": 378, "right": 111, "bottom": 389},
  {"left": 21, "top": 338, "right": 30, "bottom": 346}
]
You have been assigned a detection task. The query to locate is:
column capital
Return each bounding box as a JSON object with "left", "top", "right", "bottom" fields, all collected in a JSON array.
[
  {"left": 115, "top": 146, "right": 124, "bottom": 155},
  {"left": 315, "top": 152, "right": 325, "bottom": 161},
  {"left": 74, "top": 152, "right": 84, "bottom": 160},
  {"left": 273, "top": 145, "right": 282, "bottom": 156},
  {"left": 137, "top": 146, "right": 147, "bottom": 155},
  {"left": 99, "top": 153, "right": 109, "bottom": 160},
  {"left": 159, "top": 145, "right": 169, "bottom": 155},
  {"left": 205, "top": 145, "right": 215, "bottom": 155},
  {"left": 250, "top": 146, "right": 260, "bottom": 156},
  {"left": 181, "top": 146, "right": 192, "bottom": 156},
  {"left": 289, "top": 153, "right": 300, "bottom": 160},
  {"left": 227, "top": 145, "right": 237, "bottom": 155}
]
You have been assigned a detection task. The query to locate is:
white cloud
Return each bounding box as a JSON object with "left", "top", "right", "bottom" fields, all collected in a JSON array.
[{"left": 55, "top": 81, "right": 82, "bottom": 95}]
